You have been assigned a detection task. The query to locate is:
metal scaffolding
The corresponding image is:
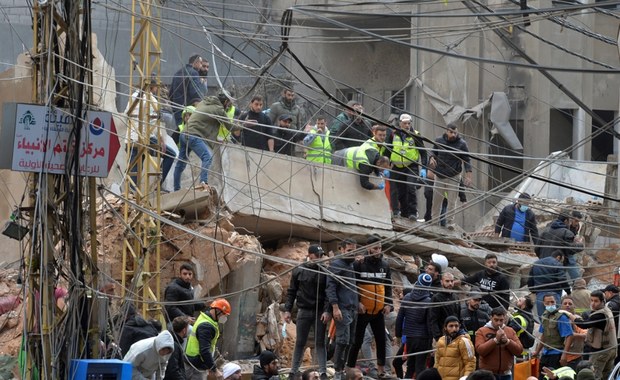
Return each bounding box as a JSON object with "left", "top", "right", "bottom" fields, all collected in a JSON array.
[{"left": 122, "top": 0, "right": 164, "bottom": 320}]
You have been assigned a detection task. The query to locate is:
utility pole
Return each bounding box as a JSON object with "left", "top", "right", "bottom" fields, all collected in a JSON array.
[
  {"left": 122, "top": 0, "right": 163, "bottom": 320},
  {"left": 24, "top": 1, "right": 98, "bottom": 378}
]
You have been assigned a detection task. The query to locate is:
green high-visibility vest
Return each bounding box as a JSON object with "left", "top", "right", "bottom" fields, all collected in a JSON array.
[
  {"left": 360, "top": 138, "right": 385, "bottom": 156},
  {"left": 217, "top": 105, "right": 236, "bottom": 142},
  {"left": 306, "top": 129, "right": 332, "bottom": 164},
  {"left": 186, "top": 311, "right": 220, "bottom": 360},
  {"left": 345, "top": 147, "right": 370, "bottom": 170},
  {"left": 390, "top": 132, "right": 420, "bottom": 168}
]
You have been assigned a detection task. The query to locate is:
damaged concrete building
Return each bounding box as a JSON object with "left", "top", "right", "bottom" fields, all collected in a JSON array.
[{"left": 0, "top": 0, "right": 620, "bottom": 374}]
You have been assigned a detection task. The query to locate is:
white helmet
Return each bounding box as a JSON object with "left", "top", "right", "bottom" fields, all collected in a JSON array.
[{"left": 431, "top": 253, "right": 449, "bottom": 271}]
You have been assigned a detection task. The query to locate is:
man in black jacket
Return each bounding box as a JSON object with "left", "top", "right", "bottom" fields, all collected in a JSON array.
[
  {"left": 273, "top": 114, "right": 303, "bottom": 156},
  {"left": 252, "top": 350, "right": 280, "bottom": 380},
  {"left": 459, "top": 288, "right": 490, "bottom": 345},
  {"left": 346, "top": 235, "right": 393, "bottom": 378},
  {"left": 428, "top": 123, "right": 472, "bottom": 227},
  {"left": 239, "top": 95, "right": 275, "bottom": 152},
  {"left": 119, "top": 304, "right": 159, "bottom": 357},
  {"left": 535, "top": 211, "right": 584, "bottom": 282},
  {"left": 429, "top": 272, "right": 460, "bottom": 341},
  {"left": 461, "top": 254, "right": 511, "bottom": 309},
  {"left": 603, "top": 284, "right": 620, "bottom": 338},
  {"left": 284, "top": 244, "right": 330, "bottom": 380},
  {"left": 164, "top": 263, "right": 204, "bottom": 324},
  {"left": 495, "top": 193, "right": 539, "bottom": 243},
  {"left": 164, "top": 316, "right": 189, "bottom": 380},
  {"left": 326, "top": 239, "right": 359, "bottom": 380},
  {"left": 331, "top": 101, "right": 373, "bottom": 152}
]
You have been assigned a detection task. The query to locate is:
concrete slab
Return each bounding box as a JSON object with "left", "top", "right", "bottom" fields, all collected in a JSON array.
[{"left": 215, "top": 144, "right": 393, "bottom": 238}]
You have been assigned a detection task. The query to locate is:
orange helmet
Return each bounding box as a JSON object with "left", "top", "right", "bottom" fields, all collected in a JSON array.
[{"left": 210, "top": 298, "right": 231, "bottom": 315}]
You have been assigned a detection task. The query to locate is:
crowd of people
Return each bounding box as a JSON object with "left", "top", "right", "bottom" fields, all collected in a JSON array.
[
  {"left": 127, "top": 54, "right": 477, "bottom": 227},
  {"left": 116, "top": 55, "right": 617, "bottom": 380},
  {"left": 103, "top": 231, "right": 618, "bottom": 380}
]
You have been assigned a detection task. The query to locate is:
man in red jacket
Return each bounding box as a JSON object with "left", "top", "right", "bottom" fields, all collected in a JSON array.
[{"left": 475, "top": 307, "right": 523, "bottom": 380}]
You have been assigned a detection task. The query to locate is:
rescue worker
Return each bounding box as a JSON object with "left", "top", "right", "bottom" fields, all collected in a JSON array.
[
  {"left": 216, "top": 93, "right": 240, "bottom": 143},
  {"left": 387, "top": 114, "right": 426, "bottom": 220},
  {"left": 360, "top": 124, "right": 389, "bottom": 156},
  {"left": 303, "top": 116, "right": 332, "bottom": 164},
  {"left": 333, "top": 146, "right": 390, "bottom": 190},
  {"left": 185, "top": 298, "right": 231, "bottom": 380},
  {"left": 177, "top": 105, "right": 196, "bottom": 141},
  {"left": 507, "top": 296, "right": 536, "bottom": 357}
]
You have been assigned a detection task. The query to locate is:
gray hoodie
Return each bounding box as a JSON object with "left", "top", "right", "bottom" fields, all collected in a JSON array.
[{"left": 123, "top": 330, "right": 175, "bottom": 380}]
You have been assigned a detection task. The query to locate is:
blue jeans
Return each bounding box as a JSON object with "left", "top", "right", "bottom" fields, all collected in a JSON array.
[
  {"left": 535, "top": 291, "right": 560, "bottom": 322},
  {"left": 290, "top": 308, "right": 327, "bottom": 374},
  {"left": 129, "top": 136, "right": 176, "bottom": 187},
  {"left": 564, "top": 254, "right": 580, "bottom": 283},
  {"left": 494, "top": 374, "right": 512, "bottom": 380},
  {"left": 174, "top": 134, "right": 212, "bottom": 191}
]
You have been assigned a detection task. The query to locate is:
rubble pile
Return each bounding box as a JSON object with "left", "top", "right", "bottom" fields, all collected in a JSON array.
[
  {"left": 584, "top": 244, "right": 620, "bottom": 286},
  {"left": 95, "top": 194, "right": 263, "bottom": 298},
  {"left": 0, "top": 268, "right": 23, "bottom": 359}
]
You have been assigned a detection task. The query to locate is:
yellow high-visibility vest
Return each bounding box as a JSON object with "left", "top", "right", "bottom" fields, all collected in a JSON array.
[
  {"left": 390, "top": 131, "right": 421, "bottom": 168},
  {"left": 306, "top": 129, "right": 332, "bottom": 164}
]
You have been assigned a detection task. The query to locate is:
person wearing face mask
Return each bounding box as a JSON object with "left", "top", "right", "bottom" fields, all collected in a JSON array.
[
  {"left": 123, "top": 330, "right": 175, "bottom": 380},
  {"left": 495, "top": 193, "right": 539, "bottom": 244},
  {"left": 283, "top": 244, "right": 330, "bottom": 380},
  {"left": 185, "top": 298, "right": 231, "bottom": 380},
  {"left": 326, "top": 238, "right": 359, "bottom": 380},
  {"left": 533, "top": 294, "right": 574, "bottom": 378},
  {"left": 346, "top": 235, "right": 393, "bottom": 379}
]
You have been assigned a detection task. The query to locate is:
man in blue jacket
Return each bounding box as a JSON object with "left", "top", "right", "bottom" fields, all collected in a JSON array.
[
  {"left": 528, "top": 251, "right": 571, "bottom": 321},
  {"left": 395, "top": 273, "right": 434, "bottom": 379},
  {"left": 170, "top": 55, "right": 205, "bottom": 132},
  {"left": 495, "top": 193, "right": 539, "bottom": 243}
]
